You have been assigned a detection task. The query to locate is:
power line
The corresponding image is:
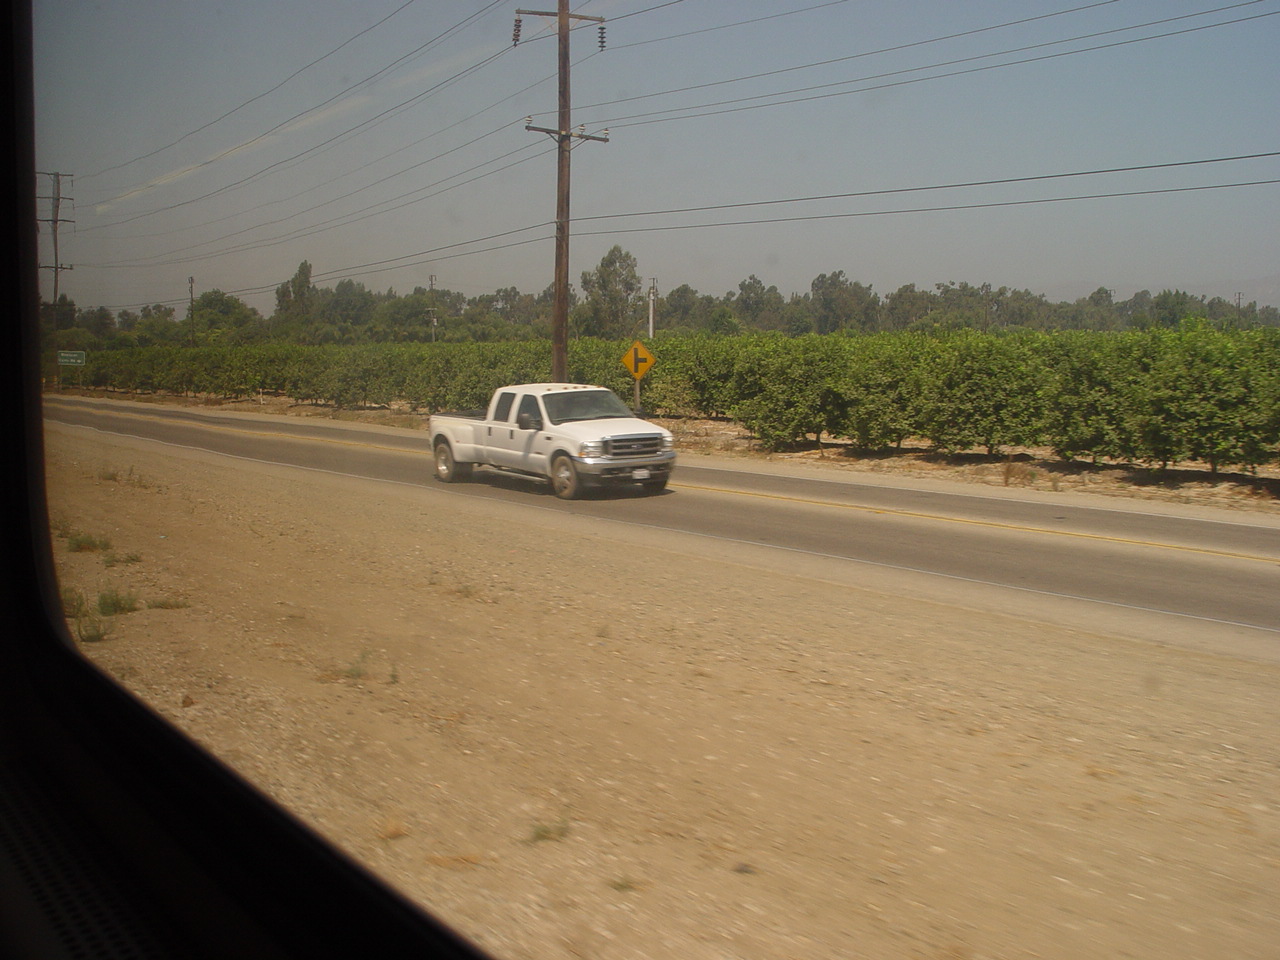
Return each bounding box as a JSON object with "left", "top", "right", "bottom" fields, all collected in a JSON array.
[
  {"left": 586, "top": 0, "right": 1128, "bottom": 108},
  {"left": 61, "top": 2, "right": 1278, "bottom": 312},
  {"left": 310, "top": 223, "right": 552, "bottom": 284},
  {"left": 84, "top": 45, "right": 512, "bottom": 229},
  {"left": 89, "top": 174, "right": 1280, "bottom": 313},
  {"left": 97, "top": 124, "right": 532, "bottom": 254},
  {"left": 79, "top": 2, "right": 1143, "bottom": 258},
  {"left": 93, "top": 223, "right": 557, "bottom": 311},
  {"left": 573, "top": 152, "right": 1280, "bottom": 224},
  {"left": 83, "top": 149, "right": 1280, "bottom": 272},
  {"left": 81, "top": 0, "right": 428, "bottom": 181},
  {"left": 595, "top": 6, "right": 1280, "bottom": 129},
  {"left": 610, "top": 0, "right": 852, "bottom": 48},
  {"left": 82, "top": 3, "right": 1239, "bottom": 248},
  {"left": 606, "top": 0, "right": 689, "bottom": 23},
  {"left": 89, "top": 141, "right": 554, "bottom": 268},
  {"left": 96, "top": 44, "right": 586, "bottom": 248},
  {"left": 86, "top": 1, "right": 511, "bottom": 209},
  {"left": 569, "top": 180, "right": 1280, "bottom": 240}
]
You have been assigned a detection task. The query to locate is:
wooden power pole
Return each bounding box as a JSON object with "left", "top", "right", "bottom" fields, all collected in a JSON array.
[
  {"left": 36, "top": 171, "right": 74, "bottom": 303},
  {"left": 516, "top": 2, "right": 607, "bottom": 383}
]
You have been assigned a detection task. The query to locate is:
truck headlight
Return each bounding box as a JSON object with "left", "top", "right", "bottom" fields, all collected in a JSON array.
[
  {"left": 579, "top": 440, "right": 605, "bottom": 458},
  {"left": 662, "top": 435, "right": 675, "bottom": 450}
]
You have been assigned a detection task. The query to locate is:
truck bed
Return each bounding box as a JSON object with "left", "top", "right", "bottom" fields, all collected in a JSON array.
[{"left": 431, "top": 409, "right": 486, "bottom": 420}]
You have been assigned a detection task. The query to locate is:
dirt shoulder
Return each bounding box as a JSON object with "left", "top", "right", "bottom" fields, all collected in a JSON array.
[{"left": 43, "top": 412, "right": 1280, "bottom": 960}]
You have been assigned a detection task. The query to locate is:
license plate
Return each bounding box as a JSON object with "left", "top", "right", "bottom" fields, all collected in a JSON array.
[{"left": 632, "top": 468, "right": 651, "bottom": 480}]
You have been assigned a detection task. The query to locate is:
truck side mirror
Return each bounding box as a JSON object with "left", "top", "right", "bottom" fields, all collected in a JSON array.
[{"left": 517, "top": 411, "right": 542, "bottom": 431}]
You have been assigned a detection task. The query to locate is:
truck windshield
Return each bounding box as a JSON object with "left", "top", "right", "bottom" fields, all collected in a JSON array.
[{"left": 542, "top": 390, "right": 634, "bottom": 424}]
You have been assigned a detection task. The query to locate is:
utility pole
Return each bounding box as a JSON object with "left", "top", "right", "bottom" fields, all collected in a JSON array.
[
  {"left": 516, "top": 2, "right": 608, "bottom": 383},
  {"left": 36, "top": 171, "right": 74, "bottom": 304},
  {"left": 648, "top": 278, "right": 657, "bottom": 338},
  {"left": 188, "top": 276, "right": 196, "bottom": 346}
]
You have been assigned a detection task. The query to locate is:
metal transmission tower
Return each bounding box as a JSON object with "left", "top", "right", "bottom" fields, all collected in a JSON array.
[
  {"left": 515, "top": 2, "right": 608, "bottom": 383},
  {"left": 36, "top": 171, "right": 74, "bottom": 303}
]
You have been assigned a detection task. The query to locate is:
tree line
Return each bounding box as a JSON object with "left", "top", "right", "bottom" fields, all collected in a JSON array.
[
  {"left": 57, "top": 324, "right": 1280, "bottom": 474},
  {"left": 40, "top": 247, "right": 1279, "bottom": 354}
]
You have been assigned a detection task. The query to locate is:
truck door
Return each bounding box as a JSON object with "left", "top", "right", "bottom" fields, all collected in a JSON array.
[
  {"left": 486, "top": 392, "right": 548, "bottom": 473},
  {"left": 510, "top": 393, "right": 549, "bottom": 475},
  {"left": 485, "top": 391, "right": 522, "bottom": 469}
]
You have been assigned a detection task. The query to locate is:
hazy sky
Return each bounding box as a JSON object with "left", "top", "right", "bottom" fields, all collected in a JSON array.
[{"left": 32, "top": 0, "right": 1280, "bottom": 315}]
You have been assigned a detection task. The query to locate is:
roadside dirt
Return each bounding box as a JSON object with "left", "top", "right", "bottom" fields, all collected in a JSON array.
[{"left": 42, "top": 399, "right": 1280, "bottom": 960}]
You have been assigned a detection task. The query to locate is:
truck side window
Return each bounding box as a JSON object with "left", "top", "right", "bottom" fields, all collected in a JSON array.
[
  {"left": 493, "top": 392, "right": 516, "bottom": 422},
  {"left": 517, "top": 394, "right": 541, "bottom": 428}
]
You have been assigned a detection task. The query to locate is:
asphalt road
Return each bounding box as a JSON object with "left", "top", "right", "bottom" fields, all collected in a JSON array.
[{"left": 44, "top": 396, "right": 1280, "bottom": 658}]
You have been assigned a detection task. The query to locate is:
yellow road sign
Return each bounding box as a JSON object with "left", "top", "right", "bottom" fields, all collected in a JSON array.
[{"left": 622, "top": 340, "right": 656, "bottom": 380}]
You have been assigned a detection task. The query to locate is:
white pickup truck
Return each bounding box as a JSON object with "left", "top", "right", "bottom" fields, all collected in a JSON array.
[{"left": 428, "top": 383, "right": 676, "bottom": 499}]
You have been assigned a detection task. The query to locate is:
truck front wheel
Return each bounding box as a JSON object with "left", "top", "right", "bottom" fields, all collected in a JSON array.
[
  {"left": 434, "top": 441, "right": 472, "bottom": 483},
  {"left": 549, "top": 454, "right": 584, "bottom": 500}
]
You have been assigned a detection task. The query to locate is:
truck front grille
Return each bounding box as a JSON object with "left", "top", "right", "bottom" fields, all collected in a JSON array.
[{"left": 604, "top": 434, "right": 665, "bottom": 458}]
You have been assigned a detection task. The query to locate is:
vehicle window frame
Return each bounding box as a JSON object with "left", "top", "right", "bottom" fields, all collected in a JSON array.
[
  {"left": 542, "top": 390, "right": 632, "bottom": 425},
  {"left": 516, "top": 393, "right": 541, "bottom": 427},
  {"left": 492, "top": 391, "right": 516, "bottom": 423}
]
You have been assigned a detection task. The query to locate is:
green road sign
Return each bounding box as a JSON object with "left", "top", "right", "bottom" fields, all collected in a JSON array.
[{"left": 57, "top": 351, "right": 86, "bottom": 366}]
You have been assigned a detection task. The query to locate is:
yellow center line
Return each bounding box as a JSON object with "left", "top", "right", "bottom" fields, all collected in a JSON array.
[{"left": 670, "top": 481, "right": 1280, "bottom": 566}]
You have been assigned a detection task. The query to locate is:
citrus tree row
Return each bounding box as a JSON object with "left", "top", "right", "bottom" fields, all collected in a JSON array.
[{"left": 57, "top": 324, "right": 1280, "bottom": 472}]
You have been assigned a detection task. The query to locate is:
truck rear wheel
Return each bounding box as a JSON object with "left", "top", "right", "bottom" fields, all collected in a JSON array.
[
  {"left": 549, "top": 454, "right": 583, "bottom": 500},
  {"left": 434, "top": 441, "right": 472, "bottom": 483}
]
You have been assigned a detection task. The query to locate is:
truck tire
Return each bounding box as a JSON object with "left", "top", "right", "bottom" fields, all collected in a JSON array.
[
  {"left": 642, "top": 476, "right": 668, "bottom": 494},
  {"left": 434, "top": 441, "right": 472, "bottom": 483},
  {"left": 549, "top": 454, "right": 583, "bottom": 500}
]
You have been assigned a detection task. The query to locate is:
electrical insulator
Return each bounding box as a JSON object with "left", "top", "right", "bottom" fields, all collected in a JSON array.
[
  {"left": 598, "top": 24, "right": 606, "bottom": 50},
  {"left": 512, "top": 17, "right": 522, "bottom": 46}
]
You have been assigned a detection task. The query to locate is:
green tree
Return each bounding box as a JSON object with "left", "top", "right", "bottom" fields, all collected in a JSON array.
[
  {"left": 880, "top": 283, "right": 937, "bottom": 331},
  {"left": 578, "top": 246, "right": 643, "bottom": 338},
  {"left": 809, "top": 271, "right": 877, "bottom": 334},
  {"left": 317, "top": 278, "right": 378, "bottom": 329},
  {"left": 931, "top": 281, "right": 997, "bottom": 329},
  {"left": 75, "top": 305, "right": 115, "bottom": 338},
  {"left": 658, "top": 284, "right": 716, "bottom": 333},
  {"left": 1143, "top": 322, "right": 1276, "bottom": 472},
  {"left": 40, "top": 294, "right": 78, "bottom": 338},
  {"left": 369, "top": 292, "right": 437, "bottom": 341},
  {"left": 733, "top": 275, "right": 787, "bottom": 331},
  {"left": 730, "top": 335, "right": 850, "bottom": 448},
  {"left": 706, "top": 305, "right": 741, "bottom": 336},
  {"left": 1118, "top": 289, "right": 1154, "bottom": 327},
  {"left": 273, "top": 260, "right": 315, "bottom": 327},
  {"left": 1151, "top": 289, "right": 1203, "bottom": 328},
  {"left": 191, "top": 290, "right": 261, "bottom": 343},
  {"left": 912, "top": 330, "right": 1045, "bottom": 454},
  {"left": 131, "top": 305, "right": 182, "bottom": 347},
  {"left": 837, "top": 333, "right": 920, "bottom": 449},
  {"left": 1039, "top": 331, "right": 1132, "bottom": 460}
]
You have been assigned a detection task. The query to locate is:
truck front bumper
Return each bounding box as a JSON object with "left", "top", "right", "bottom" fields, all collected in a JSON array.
[{"left": 574, "top": 451, "right": 676, "bottom": 482}]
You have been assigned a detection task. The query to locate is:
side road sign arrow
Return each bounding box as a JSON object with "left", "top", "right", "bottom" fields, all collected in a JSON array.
[{"left": 623, "top": 340, "right": 655, "bottom": 380}]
